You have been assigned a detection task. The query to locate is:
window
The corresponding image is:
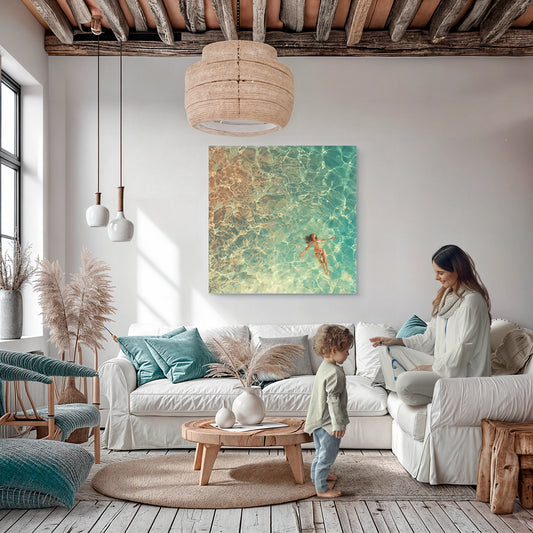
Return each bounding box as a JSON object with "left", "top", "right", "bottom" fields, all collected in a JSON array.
[{"left": 0, "top": 72, "right": 21, "bottom": 258}]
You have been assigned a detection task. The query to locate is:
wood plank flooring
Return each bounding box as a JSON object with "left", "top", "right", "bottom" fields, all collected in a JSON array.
[{"left": 1, "top": 441, "right": 533, "bottom": 533}]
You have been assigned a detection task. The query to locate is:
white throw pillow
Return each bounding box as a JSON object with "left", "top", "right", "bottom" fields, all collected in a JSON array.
[
  {"left": 490, "top": 318, "right": 520, "bottom": 353},
  {"left": 355, "top": 321, "right": 397, "bottom": 385}
]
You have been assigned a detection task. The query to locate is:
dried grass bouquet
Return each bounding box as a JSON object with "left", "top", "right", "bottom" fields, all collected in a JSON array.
[
  {"left": 34, "top": 247, "right": 115, "bottom": 362},
  {"left": 0, "top": 241, "right": 36, "bottom": 290},
  {"left": 206, "top": 335, "right": 304, "bottom": 387}
]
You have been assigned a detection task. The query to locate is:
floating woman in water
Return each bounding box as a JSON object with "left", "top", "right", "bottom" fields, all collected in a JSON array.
[{"left": 300, "top": 234, "right": 336, "bottom": 276}]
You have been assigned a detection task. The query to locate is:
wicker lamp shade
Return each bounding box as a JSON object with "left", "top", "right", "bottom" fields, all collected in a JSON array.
[{"left": 185, "top": 40, "right": 294, "bottom": 136}]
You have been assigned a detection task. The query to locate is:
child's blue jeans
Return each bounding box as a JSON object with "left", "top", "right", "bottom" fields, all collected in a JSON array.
[{"left": 311, "top": 427, "right": 341, "bottom": 493}]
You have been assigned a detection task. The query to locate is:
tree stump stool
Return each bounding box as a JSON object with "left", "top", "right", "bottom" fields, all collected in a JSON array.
[{"left": 476, "top": 419, "right": 533, "bottom": 514}]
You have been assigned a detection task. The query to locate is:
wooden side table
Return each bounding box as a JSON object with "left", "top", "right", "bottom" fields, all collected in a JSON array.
[
  {"left": 476, "top": 419, "right": 533, "bottom": 514},
  {"left": 182, "top": 417, "right": 313, "bottom": 486}
]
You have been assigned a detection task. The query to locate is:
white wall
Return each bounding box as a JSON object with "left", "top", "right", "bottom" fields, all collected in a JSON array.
[
  {"left": 0, "top": 0, "right": 48, "bottom": 340},
  {"left": 46, "top": 53, "right": 533, "bottom": 363}
]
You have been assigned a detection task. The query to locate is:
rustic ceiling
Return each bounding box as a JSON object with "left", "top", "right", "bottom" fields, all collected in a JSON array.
[{"left": 23, "top": 0, "right": 533, "bottom": 56}]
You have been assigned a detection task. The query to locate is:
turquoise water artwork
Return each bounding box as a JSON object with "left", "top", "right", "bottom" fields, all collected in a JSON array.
[{"left": 209, "top": 145, "right": 357, "bottom": 294}]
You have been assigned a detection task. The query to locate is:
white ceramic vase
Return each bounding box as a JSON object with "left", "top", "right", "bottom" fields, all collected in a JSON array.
[
  {"left": 215, "top": 406, "right": 236, "bottom": 428},
  {"left": 232, "top": 386, "right": 265, "bottom": 425}
]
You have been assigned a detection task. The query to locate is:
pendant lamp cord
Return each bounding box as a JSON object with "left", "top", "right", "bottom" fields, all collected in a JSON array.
[
  {"left": 119, "top": 40, "right": 123, "bottom": 188},
  {"left": 97, "top": 36, "right": 100, "bottom": 193}
]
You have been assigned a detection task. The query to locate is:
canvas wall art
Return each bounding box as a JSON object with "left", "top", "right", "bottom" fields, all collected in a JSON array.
[{"left": 209, "top": 145, "right": 357, "bottom": 294}]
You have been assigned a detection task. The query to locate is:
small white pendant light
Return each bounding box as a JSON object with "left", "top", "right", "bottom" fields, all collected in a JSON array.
[
  {"left": 108, "top": 41, "right": 134, "bottom": 242},
  {"left": 86, "top": 36, "right": 110, "bottom": 227}
]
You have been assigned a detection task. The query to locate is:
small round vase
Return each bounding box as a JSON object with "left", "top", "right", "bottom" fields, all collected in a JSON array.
[
  {"left": 215, "top": 406, "right": 236, "bottom": 428},
  {"left": 232, "top": 386, "right": 265, "bottom": 425},
  {"left": 0, "top": 289, "right": 23, "bottom": 340}
]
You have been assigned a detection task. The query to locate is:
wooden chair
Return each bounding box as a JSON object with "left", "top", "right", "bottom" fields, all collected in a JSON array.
[{"left": 0, "top": 350, "right": 100, "bottom": 463}]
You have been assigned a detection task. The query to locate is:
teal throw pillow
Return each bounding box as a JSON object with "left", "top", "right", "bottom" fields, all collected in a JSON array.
[
  {"left": 117, "top": 327, "right": 186, "bottom": 387},
  {"left": 144, "top": 328, "right": 218, "bottom": 384},
  {"left": 0, "top": 439, "right": 93, "bottom": 509},
  {"left": 397, "top": 315, "right": 427, "bottom": 338}
]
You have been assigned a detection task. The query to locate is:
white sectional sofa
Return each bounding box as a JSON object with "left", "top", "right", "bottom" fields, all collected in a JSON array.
[{"left": 100, "top": 319, "right": 533, "bottom": 485}]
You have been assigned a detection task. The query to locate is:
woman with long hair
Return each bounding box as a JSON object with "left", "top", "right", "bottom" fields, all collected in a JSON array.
[{"left": 370, "top": 244, "right": 491, "bottom": 406}]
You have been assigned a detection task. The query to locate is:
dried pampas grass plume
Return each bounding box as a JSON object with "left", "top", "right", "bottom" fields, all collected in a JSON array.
[
  {"left": 205, "top": 336, "right": 304, "bottom": 387},
  {"left": 35, "top": 247, "right": 115, "bottom": 361}
]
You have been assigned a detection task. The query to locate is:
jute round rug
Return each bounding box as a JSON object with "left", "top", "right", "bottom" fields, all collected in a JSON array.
[{"left": 92, "top": 453, "right": 319, "bottom": 508}]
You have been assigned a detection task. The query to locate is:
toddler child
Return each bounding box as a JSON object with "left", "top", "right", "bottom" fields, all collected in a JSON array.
[{"left": 305, "top": 324, "right": 353, "bottom": 497}]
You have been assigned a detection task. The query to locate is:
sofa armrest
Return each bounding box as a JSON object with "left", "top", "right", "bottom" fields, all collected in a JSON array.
[
  {"left": 430, "top": 374, "right": 533, "bottom": 430},
  {"left": 100, "top": 357, "right": 137, "bottom": 414}
]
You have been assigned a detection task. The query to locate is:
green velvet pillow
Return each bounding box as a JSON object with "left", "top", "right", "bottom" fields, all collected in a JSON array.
[
  {"left": 144, "top": 328, "right": 218, "bottom": 384},
  {"left": 397, "top": 315, "right": 427, "bottom": 338},
  {"left": 0, "top": 439, "right": 93, "bottom": 509},
  {"left": 117, "top": 327, "right": 186, "bottom": 387}
]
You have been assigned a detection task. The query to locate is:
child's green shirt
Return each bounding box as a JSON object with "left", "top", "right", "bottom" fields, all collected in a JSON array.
[{"left": 304, "top": 360, "right": 349, "bottom": 435}]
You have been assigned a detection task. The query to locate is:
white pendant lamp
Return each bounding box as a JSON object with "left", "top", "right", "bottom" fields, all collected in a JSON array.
[
  {"left": 86, "top": 36, "right": 110, "bottom": 227},
  {"left": 185, "top": 40, "right": 294, "bottom": 136},
  {"left": 108, "top": 41, "right": 134, "bottom": 242}
]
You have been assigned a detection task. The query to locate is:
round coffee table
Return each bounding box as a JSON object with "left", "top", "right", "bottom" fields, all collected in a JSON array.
[{"left": 182, "top": 417, "right": 312, "bottom": 486}]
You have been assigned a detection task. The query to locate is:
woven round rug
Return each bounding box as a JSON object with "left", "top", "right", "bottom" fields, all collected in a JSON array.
[{"left": 92, "top": 453, "right": 319, "bottom": 508}]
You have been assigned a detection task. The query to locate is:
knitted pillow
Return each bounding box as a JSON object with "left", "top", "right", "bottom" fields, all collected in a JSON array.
[{"left": 0, "top": 439, "right": 93, "bottom": 509}]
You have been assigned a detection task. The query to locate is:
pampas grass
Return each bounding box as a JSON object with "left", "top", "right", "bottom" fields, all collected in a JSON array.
[
  {"left": 0, "top": 241, "right": 36, "bottom": 290},
  {"left": 34, "top": 247, "right": 115, "bottom": 361},
  {"left": 206, "top": 336, "right": 304, "bottom": 387}
]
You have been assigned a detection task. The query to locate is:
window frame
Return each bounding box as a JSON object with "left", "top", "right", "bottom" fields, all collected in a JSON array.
[{"left": 0, "top": 71, "right": 22, "bottom": 249}]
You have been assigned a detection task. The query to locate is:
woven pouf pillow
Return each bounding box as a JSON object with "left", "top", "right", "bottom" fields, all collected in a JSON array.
[{"left": 0, "top": 438, "right": 94, "bottom": 508}]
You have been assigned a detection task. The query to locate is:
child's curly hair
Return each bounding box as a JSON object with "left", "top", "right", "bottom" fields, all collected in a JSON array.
[{"left": 313, "top": 324, "right": 354, "bottom": 356}]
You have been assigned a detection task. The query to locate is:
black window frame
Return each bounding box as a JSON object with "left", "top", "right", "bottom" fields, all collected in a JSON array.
[{"left": 0, "top": 71, "right": 22, "bottom": 251}]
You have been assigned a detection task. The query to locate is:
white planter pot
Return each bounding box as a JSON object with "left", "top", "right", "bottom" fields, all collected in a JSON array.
[
  {"left": 232, "top": 386, "right": 265, "bottom": 425},
  {"left": 0, "top": 289, "right": 23, "bottom": 339}
]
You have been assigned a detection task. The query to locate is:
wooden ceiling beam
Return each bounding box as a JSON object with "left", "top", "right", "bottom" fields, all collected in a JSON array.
[
  {"left": 457, "top": 0, "right": 491, "bottom": 31},
  {"left": 280, "top": 0, "right": 305, "bottom": 32},
  {"left": 345, "top": 0, "right": 374, "bottom": 45},
  {"left": 253, "top": 0, "right": 268, "bottom": 42},
  {"left": 316, "top": 0, "right": 340, "bottom": 42},
  {"left": 211, "top": 0, "right": 238, "bottom": 40},
  {"left": 94, "top": 0, "right": 129, "bottom": 41},
  {"left": 178, "top": 0, "right": 206, "bottom": 33},
  {"left": 29, "top": 0, "right": 74, "bottom": 44},
  {"left": 65, "top": 0, "right": 92, "bottom": 28},
  {"left": 429, "top": 0, "right": 470, "bottom": 43},
  {"left": 480, "top": 0, "right": 533, "bottom": 43},
  {"left": 146, "top": 0, "right": 175, "bottom": 44},
  {"left": 125, "top": 0, "right": 148, "bottom": 31},
  {"left": 387, "top": 0, "right": 423, "bottom": 42},
  {"left": 44, "top": 29, "right": 533, "bottom": 56}
]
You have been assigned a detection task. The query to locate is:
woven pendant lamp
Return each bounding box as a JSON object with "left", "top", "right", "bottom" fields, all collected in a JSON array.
[{"left": 185, "top": 40, "right": 294, "bottom": 136}]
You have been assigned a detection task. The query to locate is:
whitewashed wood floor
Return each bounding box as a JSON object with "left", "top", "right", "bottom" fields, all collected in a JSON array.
[{"left": 1, "top": 439, "right": 533, "bottom": 533}]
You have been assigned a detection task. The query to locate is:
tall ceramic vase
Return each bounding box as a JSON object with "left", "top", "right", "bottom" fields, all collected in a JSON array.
[
  {"left": 0, "top": 289, "right": 23, "bottom": 340},
  {"left": 58, "top": 376, "right": 89, "bottom": 444},
  {"left": 232, "top": 386, "right": 265, "bottom": 425}
]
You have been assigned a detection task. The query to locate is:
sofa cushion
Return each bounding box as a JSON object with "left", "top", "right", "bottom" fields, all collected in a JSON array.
[
  {"left": 249, "top": 324, "right": 356, "bottom": 375},
  {"left": 397, "top": 315, "right": 427, "bottom": 338},
  {"left": 490, "top": 318, "right": 520, "bottom": 353},
  {"left": 255, "top": 335, "right": 312, "bottom": 381},
  {"left": 130, "top": 377, "right": 242, "bottom": 415},
  {"left": 387, "top": 391, "right": 427, "bottom": 442},
  {"left": 117, "top": 327, "right": 186, "bottom": 387},
  {"left": 145, "top": 329, "right": 218, "bottom": 384},
  {"left": 262, "top": 375, "right": 388, "bottom": 416},
  {"left": 355, "top": 322, "right": 397, "bottom": 385}
]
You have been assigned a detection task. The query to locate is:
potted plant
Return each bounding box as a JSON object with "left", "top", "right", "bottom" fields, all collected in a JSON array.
[
  {"left": 34, "top": 246, "right": 115, "bottom": 442},
  {"left": 0, "top": 241, "right": 36, "bottom": 339},
  {"left": 206, "top": 336, "right": 303, "bottom": 425}
]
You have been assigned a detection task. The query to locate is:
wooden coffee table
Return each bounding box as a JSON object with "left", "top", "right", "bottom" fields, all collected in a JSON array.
[{"left": 182, "top": 417, "right": 312, "bottom": 486}]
